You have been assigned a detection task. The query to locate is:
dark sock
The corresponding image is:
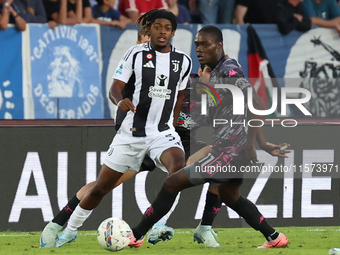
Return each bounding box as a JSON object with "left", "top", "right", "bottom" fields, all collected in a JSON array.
[
  {"left": 132, "top": 187, "right": 177, "bottom": 240},
  {"left": 229, "top": 196, "right": 279, "bottom": 241},
  {"left": 52, "top": 195, "right": 80, "bottom": 226},
  {"left": 201, "top": 191, "right": 222, "bottom": 226}
]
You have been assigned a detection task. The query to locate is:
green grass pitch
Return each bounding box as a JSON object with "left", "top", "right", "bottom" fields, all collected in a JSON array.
[{"left": 1, "top": 227, "right": 339, "bottom": 254}]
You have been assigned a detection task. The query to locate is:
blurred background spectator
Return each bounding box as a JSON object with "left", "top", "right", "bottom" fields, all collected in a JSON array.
[
  {"left": 43, "top": 0, "right": 78, "bottom": 27},
  {"left": 136, "top": 28, "right": 150, "bottom": 44},
  {"left": 166, "top": 0, "right": 191, "bottom": 24},
  {"left": 92, "top": 0, "right": 132, "bottom": 28},
  {"left": 189, "top": 0, "right": 234, "bottom": 24},
  {"left": 43, "top": 0, "right": 90, "bottom": 29},
  {"left": 0, "top": 0, "right": 26, "bottom": 30},
  {"left": 303, "top": 0, "right": 340, "bottom": 35},
  {"left": 177, "top": 0, "right": 200, "bottom": 23},
  {"left": 118, "top": 0, "right": 168, "bottom": 23},
  {"left": 68, "top": 0, "right": 92, "bottom": 23},
  {"left": 235, "top": 0, "right": 277, "bottom": 24},
  {"left": 12, "top": 0, "right": 46, "bottom": 23},
  {"left": 276, "top": 0, "right": 311, "bottom": 35}
]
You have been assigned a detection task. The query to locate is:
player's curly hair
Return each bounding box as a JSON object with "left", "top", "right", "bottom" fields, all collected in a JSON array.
[{"left": 137, "top": 9, "right": 177, "bottom": 36}]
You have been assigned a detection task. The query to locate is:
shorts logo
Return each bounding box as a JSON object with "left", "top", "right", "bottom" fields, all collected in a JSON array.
[{"left": 107, "top": 147, "right": 114, "bottom": 156}]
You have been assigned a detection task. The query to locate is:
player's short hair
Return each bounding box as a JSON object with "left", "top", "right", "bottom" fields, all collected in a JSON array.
[
  {"left": 198, "top": 25, "right": 223, "bottom": 44},
  {"left": 137, "top": 9, "right": 177, "bottom": 35}
]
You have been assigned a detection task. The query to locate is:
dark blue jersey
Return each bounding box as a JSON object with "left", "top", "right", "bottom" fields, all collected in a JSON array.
[{"left": 209, "top": 56, "right": 251, "bottom": 160}]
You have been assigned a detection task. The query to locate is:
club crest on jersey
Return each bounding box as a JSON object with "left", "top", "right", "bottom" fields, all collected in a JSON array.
[
  {"left": 146, "top": 53, "right": 153, "bottom": 59},
  {"left": 156, "top": 74, "right": 168, "bottom": 87},
  {"left": 172, "top": 60, "right": 180, "bottom": 72}
]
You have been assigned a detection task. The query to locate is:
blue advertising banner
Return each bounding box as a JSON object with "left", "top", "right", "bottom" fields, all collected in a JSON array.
[
  {"left": 29, "top": 24, "right": 103, "bottom": 119},
  {"left": 0, "top": 28, "right": 23, "bottom": 119}
]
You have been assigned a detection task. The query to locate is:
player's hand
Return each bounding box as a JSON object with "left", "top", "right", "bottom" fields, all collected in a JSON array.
[
  {"left": 117, "top": 98, "right": 136, "bottom": 113},
  {"left": 262, "top": 142, "right": 290, "bottom": 158},
  {"left": 244, "top": 144, "right": 258, "bottom": 165}
]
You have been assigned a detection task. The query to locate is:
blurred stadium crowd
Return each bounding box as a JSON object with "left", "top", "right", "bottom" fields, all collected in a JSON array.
[{"left": 1, "top": 0, "right": 340, "bottom": 35}]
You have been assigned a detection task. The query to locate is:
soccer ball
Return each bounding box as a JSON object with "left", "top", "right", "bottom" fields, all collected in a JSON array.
[
  {"left": 97, "top": 217, "right": 132, "bottom": 252},
  {"left": 329, "top": 248, "right": 340, "bottom": 255}
]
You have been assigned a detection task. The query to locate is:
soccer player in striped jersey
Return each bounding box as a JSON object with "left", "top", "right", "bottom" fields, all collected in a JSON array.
[
  {"left": 40, "top": 25, "right": 221, "bottom": 248},
  {"left": 53, "top": 9, "right": 193, "bottom": 248},
  {"left": 130, "top": 25, "right": 290, "bottom": 249}
]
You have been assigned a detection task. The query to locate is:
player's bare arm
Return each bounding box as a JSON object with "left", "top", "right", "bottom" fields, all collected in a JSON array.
[
  {"left": 173, "top": 90, "right": 185, "bottom": 127},
  {"left": 245, "top": 89, "right": 263, "bottom": 163},
  {"left": 247, "top": 90, "right": 290, "bottom": 159},
  {"left": 109, "top": 79, "right": 136, "bottom": 113}
]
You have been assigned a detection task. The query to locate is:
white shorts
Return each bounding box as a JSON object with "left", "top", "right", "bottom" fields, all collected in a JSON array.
[{"left": 103, "top": 129, "right": 184, "bottom": 173}]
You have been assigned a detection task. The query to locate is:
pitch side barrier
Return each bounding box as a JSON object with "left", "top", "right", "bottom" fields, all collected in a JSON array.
[{"left": 0, "top": 119, "right": 339, "bottom": 231}]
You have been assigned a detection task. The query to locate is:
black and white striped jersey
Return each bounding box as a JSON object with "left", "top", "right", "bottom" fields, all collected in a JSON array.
[{"left": 112, "top": 42, "right": 192, "bottom": 137}]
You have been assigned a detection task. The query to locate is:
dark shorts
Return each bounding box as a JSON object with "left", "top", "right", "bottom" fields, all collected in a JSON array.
[
  {"left": 176, "top": 128, "right": 208, "bottom": 160},
  {"left": 140, "top": 128, "right": 207, "bottom": 172},
  {"left": 184, "top": 149, "right": 247, "bottom": 187}
]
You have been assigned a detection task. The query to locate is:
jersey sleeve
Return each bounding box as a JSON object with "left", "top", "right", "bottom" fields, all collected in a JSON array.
[
  {"left": 112, "top": 46, "right": 136, "bottom": 83},
  {"left": 179, "top": 54, "right": 192, "bottom": 91}
]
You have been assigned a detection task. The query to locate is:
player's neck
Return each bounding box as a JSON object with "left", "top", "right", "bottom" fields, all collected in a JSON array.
[
  {"left": 151, "top": 43, "right": 172, "bottom": 53},
  {"left": 209, "top": 55, "right": 225, "bottom": 70}
]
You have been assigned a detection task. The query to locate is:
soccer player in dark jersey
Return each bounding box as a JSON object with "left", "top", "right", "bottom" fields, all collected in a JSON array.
[
  {"left": 53, "top": 9, "right": 193, "bottom": 248},
  {"left": 130, "top": 25, "right": 290, "bottom": 249}
]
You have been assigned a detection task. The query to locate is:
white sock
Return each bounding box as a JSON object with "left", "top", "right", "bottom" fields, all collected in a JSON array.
[{"left": 64, "top": 205, "right": 92, "bottom": 234}]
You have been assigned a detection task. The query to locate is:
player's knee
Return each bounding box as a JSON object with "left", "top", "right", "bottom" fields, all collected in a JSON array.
[
  {"left": 218, "top": 190, "right": 240, "bottom": 206},
  {"left": 222, "top": 196, "right": 239, "bottom": 207},
  {"left": 89, "top": 184, "right": 112, "bottom": 199},
  {"left": 167, "top": 158, "right": 185, "bottom": 175}
]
